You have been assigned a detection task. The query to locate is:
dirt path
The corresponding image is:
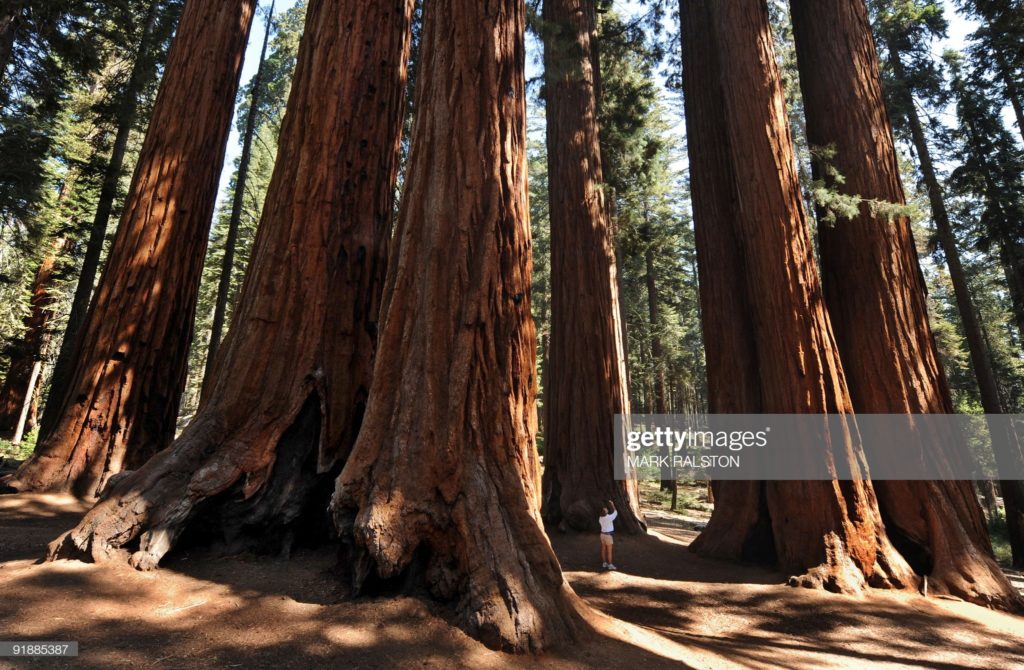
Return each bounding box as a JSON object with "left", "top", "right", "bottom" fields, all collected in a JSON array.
[
  {"left": 554, "top": 510, "right": 1024, "bottom": 669},
  {"left": 1, "top": 495, "right": 1022, "bottom": 669}
]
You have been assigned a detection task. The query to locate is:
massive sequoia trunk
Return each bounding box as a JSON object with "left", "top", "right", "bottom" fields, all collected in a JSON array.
[
  {"left": 6, "top": 0, "right": 257, "bottom": 497},
  {"left": 789, "top": 0, "right": 1019, "bottom": 608},
  {"left": 39, "top": 0, "right": 177, "bottom": 444},
  {"left": 0, "top": 238, "right": 68, "bottom": 439},
  {"left": 330, "top": 0, "right": 589, "bottom": 652},
  {"left": 46, "top": 0, "right": 413, "bottom": 563},
  {"left": 541, "top": 0, "right": 644, "bottom": 534},
  {"left": 886, "top": 47, "right": 1024, "bottom": 570},
  {"left": 681, "top": 0, "right": 915, "bottom": 594}
]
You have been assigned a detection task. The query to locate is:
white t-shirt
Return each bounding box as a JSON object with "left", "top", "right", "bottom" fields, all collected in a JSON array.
[{"left": 599, "top": 510, "right": 617, "bottom": 533}]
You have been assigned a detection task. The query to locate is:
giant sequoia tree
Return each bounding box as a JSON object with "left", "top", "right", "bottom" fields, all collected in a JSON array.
[
  {"left": 330, "top": 0, "right": 590, "bottom": 651},
  {"left": 789, "top": 0, "right": 1018, "bottom": 607},
  {"left": 541, "top": 0, "right": 644, "bottom": 534},
  {"left": 46, "top": 0, "right": 413, "bottom": 561},
  {"left": 5, "top": 0, "right": 257, "bottom": 496},
  {"left": 40, "top": 0, "right": 180, "bottom": 442},
  {"left": 874, "top": 0, "right": 1024, "bottom": 568},
  {"left": 681, "top": 0, "right": 915, "bottom": 593}
]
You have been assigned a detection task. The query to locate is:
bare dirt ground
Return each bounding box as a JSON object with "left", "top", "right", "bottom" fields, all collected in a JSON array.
[{"left": 1, "top": 493, "right": 1022, "bottom": 669}]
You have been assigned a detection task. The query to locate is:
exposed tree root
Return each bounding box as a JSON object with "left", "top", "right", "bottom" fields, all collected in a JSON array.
[
  {"left": 877, "top": 480, "right": 1023, "bottom": 611},
  {"left": 48, "top": 397, "right": 328, "bottom": 569},
  {"left": 333, "top": 453, "right": 593, "bottom": 653},
  {"left": 694, "top": 480, "right": 918, "bottom": 598}
]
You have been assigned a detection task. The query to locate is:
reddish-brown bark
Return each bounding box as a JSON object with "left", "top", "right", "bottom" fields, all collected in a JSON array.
[
  {"left": 40, "top": 0, "right": 169, "bottom": 443},
  {"left": 6, "top": 0, "right": 257, "bottom": 497},
  {"left": 681, "top": 0, "right": 915, "bottom": 594},
  {"left": 46, "top": 0, "right": 414, "bottom": 564},
  {"left": 789, "top": 0, "right": 1019, "bottom": 608},
  {"left": 331, "top": 0, "right": 590, "bottom": 652},
  {"left": 541, "top": 0, "right": 644, "bottom": 534},
  {"left": 679, "top": 0, "right": 769, "bottom": 558},
  {"left": 884, "top": 44, "right": 1024, "bottom": 570},
  {"left": 0, "top": 238, "right": 68, "bottom": 437}
]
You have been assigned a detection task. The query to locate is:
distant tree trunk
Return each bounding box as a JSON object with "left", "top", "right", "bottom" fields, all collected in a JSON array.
[
  {"left": 202, "top": 1, "right": 275, "bottom": 392},
  {"left": 642, "top": 217, "right": 672, "bottom": 491},
  {"left": 979, "top": 479, "right": 998, "bottom": 519},
  {"left": 682, "top": 0, "right": 915, "bottom": 593},
  {"left": 538, "top": 297, "right": 550, "bottom": 441},
  {"left": 997, "top": 244, "right": 1024, "bottom": 342},
  {"left": 331, "top": 0, "right": 591, "bottom": 651},
  {"left": 0, "top": 238, "right": 68, "bottom": 436},
  {"left": 995, "top": 52, "right": 1024, "bottom": 146},
  {"left": 48, "top": 0, "right": 413, "bottom": 568},
  {"left": 10, "top": 360, "right": 41, "bottom": 444},
  {"left": 644, "top": 251, "right": 666, "bottom": 417},
  {"left": 887, "top": 48, "right": 1024, "bottom": 570},
  {"left": 7, "top": 0, "right": 257, "bottom": 497},
  {"left": 790, "top": 0, "right": 1019, "bottom": 608},
  {"left": 950, "top": 73, "right": 1024, "bottom": 342},
  {"left": 40, "top": 0, "right": 168, "bottom": 443},
  {"left": 0, "top": 0, "right": 22, "bottom": 85},
  {"left": 541, "top": 0, "right": 644, "bottom": 534},
  {"left": 606, "top": 186, "right": 630, "bottom": 393}
]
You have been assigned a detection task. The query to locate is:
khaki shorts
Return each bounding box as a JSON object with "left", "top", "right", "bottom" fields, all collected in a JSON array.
[{"left": 600, "top": 533, "right": 614, "bottom": 546}]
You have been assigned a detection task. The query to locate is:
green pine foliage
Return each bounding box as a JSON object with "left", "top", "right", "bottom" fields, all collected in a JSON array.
[
  {"left": 870, "top": 0, "right": 1024, "bottom": 413},
  {"left": 598, "top": 10, "right": 705, "bottom": 414},
  {"left": 956, "top": 0, "right": 1024, "bottom": 120}
]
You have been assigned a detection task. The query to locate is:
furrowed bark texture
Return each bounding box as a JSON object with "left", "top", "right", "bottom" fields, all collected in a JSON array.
[
  {"left": 39, "top": 0, "right": 168, "bottom": 443},
  {"left": 331, "top": 0, "right": 590, "bottom": 652},
  {"left": 790, "top": 0, "right": 1019, "bottom": 608},
  {"left": 887, "top": 47, "right": 1024, "bottom": 570},
  {"left": 45, "top": 0, "right": 413, "bottom": 566},
  {"left": 681, "top": 0, "right": 916, "bottom": 594},
  {"left": 8, "top": 0, "right": 256, "bottom": 497},
  {"left": 680, "top": 0, "right": 772, "bottom": 561},
  {"left": 541, "top": 0, "right": 644, "bottom": 534},
  {"left": 0, "top": 238, "right": 67, "bottom": 436}
]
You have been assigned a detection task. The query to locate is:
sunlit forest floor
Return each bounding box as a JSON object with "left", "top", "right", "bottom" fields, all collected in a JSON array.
[{"left": 0, "top": 484, "right": 1022, "bottom": 669}]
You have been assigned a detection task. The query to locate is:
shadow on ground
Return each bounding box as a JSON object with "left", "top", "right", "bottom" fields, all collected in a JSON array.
[
  {"left": 2, "top": 495, "right": 1022, "bottom": 669},
  {"left": 0, "top": 494, "right": 700, "bottom": 669},
  {"left": 551, "top": 510, "right": 1024, "bottom": 670}
]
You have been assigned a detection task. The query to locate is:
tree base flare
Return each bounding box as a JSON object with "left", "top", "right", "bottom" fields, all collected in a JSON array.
[
  {"left": 332, "top": 469, "right": 593, "bottom": 654},
  {"left": 46, "top": 398, "right": 331, "bottom": 570},
  {"left": 694, "top": 481, "right": 919, "bottom": 599}
]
